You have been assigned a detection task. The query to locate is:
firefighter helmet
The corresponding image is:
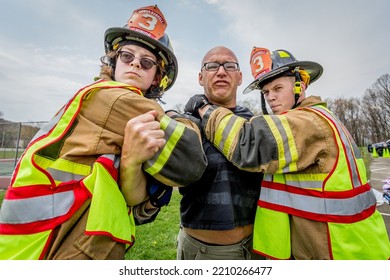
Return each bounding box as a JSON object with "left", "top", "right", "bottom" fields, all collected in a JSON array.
[
  {"left": 104, "top": 5, "right": 178, "bottom": 94},
  {"left": 243, "top": 47, "right": 323, "bottom": 94}
]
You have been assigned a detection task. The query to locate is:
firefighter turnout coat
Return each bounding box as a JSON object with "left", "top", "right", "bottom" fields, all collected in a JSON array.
[
  {"left": 0, "top": 80, "right": 206, "bottom": 259},
  {"left": 201, "top": 95, "right": 390, "bottom": 259}
]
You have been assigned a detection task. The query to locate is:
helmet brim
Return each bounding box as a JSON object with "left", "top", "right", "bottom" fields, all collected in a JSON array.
[
  {"left": 243, "top": 61, "right": 323, "bottom": 94},
  {"left": 104, "top": 27, "right": 178, "bottom": 91}
]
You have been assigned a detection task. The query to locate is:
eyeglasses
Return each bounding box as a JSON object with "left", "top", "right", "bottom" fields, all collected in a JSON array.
[
  {"left": 201, "top": 62, "right": 240, "bottom": 72},
  {"left": 117, "top": 50, "right": 157, "bottom": 70}
]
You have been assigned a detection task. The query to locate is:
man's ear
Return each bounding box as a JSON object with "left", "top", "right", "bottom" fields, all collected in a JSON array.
[
  {"left": 297, "top": 82, "right": 307, "bottom": 102},
  {"left": 238, "top": 71, "right": 243, "bottom": 86},
  {"left": 198, "top": 72, "right": 203, "bottom": 86}
]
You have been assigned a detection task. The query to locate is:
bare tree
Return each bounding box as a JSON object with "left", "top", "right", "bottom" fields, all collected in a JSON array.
[
  {"left": 362, "top": 74, "right": 390, "bottom": 143},
  {"left": 326, "top": 97, "right": 366, "bottom": 146},
  {"left": 238, "top": 96, "right": 262, "bottom": 115}
]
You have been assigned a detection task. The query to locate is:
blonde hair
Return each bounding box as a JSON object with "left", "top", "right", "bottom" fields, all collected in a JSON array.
[{"left": 97, "top": 51, "right": 116, "bottom": 81}]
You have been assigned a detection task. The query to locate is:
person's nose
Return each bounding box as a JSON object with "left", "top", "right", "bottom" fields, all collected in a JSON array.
[
  {"left": 216, "top": 65, "right": 227, "bottom": 76},
  {"left": 267, "top": 91, "right": 277, "bottom": 101},
  {"left": 130, "top": 57, "right": 142, "bottom": 69}
]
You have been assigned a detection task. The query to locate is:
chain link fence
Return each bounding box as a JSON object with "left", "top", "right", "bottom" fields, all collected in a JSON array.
[{"left": 0, "top": 121, "right": 48, "bottom": 176}]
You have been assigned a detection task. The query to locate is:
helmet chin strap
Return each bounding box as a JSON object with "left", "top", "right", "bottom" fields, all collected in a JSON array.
[
  {"left": 261, "top": 92, "right": 269, "bottom": 115},
  {"left": 292, "top": 67, "right": 302, "bottom": 109}
]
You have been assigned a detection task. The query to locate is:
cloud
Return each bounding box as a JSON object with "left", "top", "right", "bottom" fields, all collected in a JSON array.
[
  {"left": 0, "top": 34, "right": 99, "bottom": 121},
  {"left": 206, "top": 0, "right": 390, "bottom": 102},
  {"left": 1, "top": 0, "right": 389, "bottom": 121}
]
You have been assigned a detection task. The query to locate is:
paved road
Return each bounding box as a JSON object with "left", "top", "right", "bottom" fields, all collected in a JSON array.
[
  {"left": 368, "top": 157, "right": 390, "bottom": 237},
  {"left": 0, "top": 159, "right": 14, "bottom": 190}
]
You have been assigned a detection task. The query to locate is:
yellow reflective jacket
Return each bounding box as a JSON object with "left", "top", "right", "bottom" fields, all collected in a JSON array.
[
  {"left": 202, "top": 96, "right": 390, "bottom": 260},
  {"left": 0, "top": 80, "right": 206, "bottom": 259}
]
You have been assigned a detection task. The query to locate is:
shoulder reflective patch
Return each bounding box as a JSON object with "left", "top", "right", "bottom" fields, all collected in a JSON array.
[
  {"left": 214, "top": 115, "right": 245, "bottom": 156},
  {"left": 144, "top": 116, "right": 185, "bottom": 175},
  {"left": 263, "top": 115, "right": 298, "bottom": 173}
]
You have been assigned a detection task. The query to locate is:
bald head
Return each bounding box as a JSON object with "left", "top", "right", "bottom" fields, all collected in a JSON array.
[
  {"left": 201, "top": 46, "right": 239, "bottom": 66},
  {"left": 199, "top": 46, "right": 242, "bottom": 108}
]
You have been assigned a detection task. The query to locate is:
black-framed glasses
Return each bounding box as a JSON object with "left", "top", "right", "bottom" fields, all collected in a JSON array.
[
  {"left": 117, "top": 50, "right": 157, "bottom": 70},
  {"left": 201, "top": 62, "right": 240, "bottom": 72}
]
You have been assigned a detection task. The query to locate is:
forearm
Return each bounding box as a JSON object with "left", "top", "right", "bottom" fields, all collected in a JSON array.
[
  {"left": 120, "top": 159, "right": 148, "bottom": 206},
  {"left": 200, "top": 105, "right": 278, "bottom": 172},
  {"left": 143, "top": 114, "right": 207, "bottom": 186},
  {"left": 200, "top": 105, "right": 328, "bottom": 174}
]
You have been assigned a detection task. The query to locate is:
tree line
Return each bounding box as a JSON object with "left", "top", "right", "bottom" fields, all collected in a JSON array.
[
  {"left": 322, "top": 73, "right": 389, "bottom": 146},
  {"left": 239, "top": 73, "right": 390, "bottom": 147}
]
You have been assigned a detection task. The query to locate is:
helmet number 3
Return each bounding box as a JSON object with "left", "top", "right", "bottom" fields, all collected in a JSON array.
[
  {"left": 138, "top": 14, "right": 158, "bottom": 31},
  {"left": 252, "top": 55, "right": 265, "bottom": 73}
]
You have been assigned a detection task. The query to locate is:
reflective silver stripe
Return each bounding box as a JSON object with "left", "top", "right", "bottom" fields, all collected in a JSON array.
[
  {"left": 271, "top": 116, "right": 293, "bottom": 172},
  {"left": 264, "top": 174, "right": 324, "bottom": 189},
  {"left": 99, "top": 154, "right": 119, "bottom": 169},
  {"left": 311, "top": 107, "right": 361, "bottom": 188},
  {"left": 100, "top": 154, "right": 114, "bottom": 161},
  {"left": 260, "top": 187, "right": 376, "bottom": 216},
  {"left": 0, "top": 191, "right": 75, "bottom": 224},
  {"left": 114, "top": 155, "right": 120, "bottom": 169},
  {"left": 42, "top": 154, "right": 118, "bottom": 188},
  {"left": 31, "top": 106, "right": 65, "bottom": 142},
  {"left": 284, "top": 180, "right": 323, "bottom": 189},
  {"left": 46, "top": 168, "right": 86, "bottom": 182}
]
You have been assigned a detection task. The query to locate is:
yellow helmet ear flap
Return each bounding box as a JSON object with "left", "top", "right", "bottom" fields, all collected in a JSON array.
[
  {"left": 159, "top": 75, "right": 170, "bottom": 91},
  {"left": 299, "top": 69, "right": 311, "bottom": 86},
  {"left": 292, "top": 68, "right": 310, "bottom": 98},
  {"left": 158, "top": 60, "right": 169, "bottom": 91}
]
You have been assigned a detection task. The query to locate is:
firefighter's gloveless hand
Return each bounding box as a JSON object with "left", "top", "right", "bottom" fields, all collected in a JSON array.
[{"left": 122, "top": 110, "right": 166, "bottom": 163}]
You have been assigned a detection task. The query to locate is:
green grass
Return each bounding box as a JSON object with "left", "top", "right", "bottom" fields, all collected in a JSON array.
[
  {"left": 361, "top": 147, "right": 372, "bottom": 179},
  {"left": 0, "top": 150, "right": 24, "bottom": 159},
  {"left": 126, "top": 190, "right": 180, "bottom": 260},
  {"left": 0, "top": 190, "right": 4, "bottom": 208}
]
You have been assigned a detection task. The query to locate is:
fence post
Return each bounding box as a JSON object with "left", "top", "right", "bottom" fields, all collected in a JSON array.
[
  {"left": 14, "top": 122, "right": 22, "bottom": 168},
  {"left": 1, "top": 131, "right": 5, "bottom": 158}
]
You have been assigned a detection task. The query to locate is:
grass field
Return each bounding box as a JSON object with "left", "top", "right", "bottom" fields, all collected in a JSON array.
[
  {"left": 0, "top": 190, "right": 4, "bottom": 208},
  {"left": 0, "top": 150, "right": 24, "bottom": 160},
  {"left": 126, "top": 190, "right": 181, "bottom": 260}
]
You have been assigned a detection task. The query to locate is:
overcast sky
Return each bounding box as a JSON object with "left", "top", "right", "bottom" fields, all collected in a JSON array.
[{"left": 0, "top": 0, "right": 389, "bottom": 122}]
